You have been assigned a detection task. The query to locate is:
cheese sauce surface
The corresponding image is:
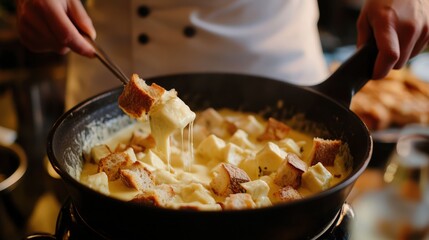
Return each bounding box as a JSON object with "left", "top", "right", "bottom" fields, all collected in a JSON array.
[{"left": 80, "top": 108, "right": 352, "bottom": 210}]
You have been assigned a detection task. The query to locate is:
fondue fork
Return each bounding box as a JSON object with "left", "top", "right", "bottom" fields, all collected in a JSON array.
[{"left": 81, "top": 32, "right": 129, "bottom": 85}]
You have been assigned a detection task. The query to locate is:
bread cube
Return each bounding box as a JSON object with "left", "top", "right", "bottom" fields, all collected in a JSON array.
[
  {"left": 196, "top": 134, "right": 226, "bottom": 162},
  {"left": 150, "top": 94, "right": 196, "bottom": 155},
  {"left": 114, "top": 143, "right": 128, "bottom": 152},
  {"left": 309, "top": 138, "right": 342, "bottom": 166},
  {"left": 123, "top": 147, "right": 138, "bottom": 163},
  {"left": 223, "top": 142, "right": 245, "bottom": 166},
  {"left": 169, "top": 147, "right": 188, "bottom": 168},
  {"left": 333, "top": 145, "right": 352, "bottom": 178},
  {"left": 302, "top": 162, "right": 333, "bottom": 192},
  {"left": 278, "top": 138, "right": 302, "bottom": 157},
  {"left": 272, "top": 186, "right": 302, "bottom": 203},
  {"left": 238, "top": 158, "right": 259, "bottom": 180},
  {"left": 98, "top": 151, "right": 134, "bottom": 181},
  {"left": 240, "top": 179, "right": 272, "bottom": 207},
  {"left": 255, "top": 142, "right": 287, "bottom": 175},
  {"left": 196, "top": 108, "right": 236, "bottom": 138},
  {"left": 90, "top": 144, "right": 112, "bottom": 164},
  {"left": 135, "top": 152, "right": 145, "bottom": 161},
  {"left": 130, "top": 184, "right": 175, "bottom": 207},
  {"left": 179, "top": 183, "right": 217, "bottom": 205},
  {"left": 82, "top": 172, "right": 110, "bottom": 195},
  {"left": 234, "top": 115, "right": 265, "bottom": 136},
  {"left": 150, "top": 96, "right": 196, "bottom": 131},
  {"left": 229, "top": 129, "right": 255, "bottom": 149},
  {"left": 141, "top": 150, "right": 166, "bottom": 170},
  {"left": 241, "top": 179, "right": 270, "bottom": 199},
  {"left": 119, "top": 161, "right": 154, "bottom": 191},
  {"left": 152, "top": 169, "right": 179, "bottom": 185},
  {"left": 195, "top": 108, "right": 225, "bottom": 129},
  {"left": 118, "top": 74, "right": 165, "bottom": 120},
  {"left": 273, "top": 153, "right": 308, "bottom": 188},
  {"left": 191, "top": 124, "right": 210, "bottom": 146},
  {"left": 175, "top": 171, "right": 201, "bottom": 184},
  {"left": 129, "top": 130, "right": 156, "bottom": 151},
  {"left": 257, "top": 117, "right": 291, "bottom": 141},
  {"left": 223, "top": 120, "right": 239, "bottom": 135},
  {"left": 223, "top": 193, "right": 256, "bottom": 210},
  {"left": 210, "top": 163, "right": 251, "bottom": 197}
]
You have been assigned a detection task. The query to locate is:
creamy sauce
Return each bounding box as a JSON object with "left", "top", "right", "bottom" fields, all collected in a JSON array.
[{"left": 80, "top": 108, "right": 352, "bottom": 210}]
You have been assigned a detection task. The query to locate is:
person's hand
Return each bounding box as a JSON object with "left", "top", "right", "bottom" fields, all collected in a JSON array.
[
  {"left": 16, "top": 0, "right": 96, "bottom": 57},
  {"left": 357, "top": 0, "right": 429, "bottom": 79}
]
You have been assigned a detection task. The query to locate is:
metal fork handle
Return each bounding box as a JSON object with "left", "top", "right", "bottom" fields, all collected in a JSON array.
[{"left": 81, "top": 33, "right": 129, "bottom": 85}]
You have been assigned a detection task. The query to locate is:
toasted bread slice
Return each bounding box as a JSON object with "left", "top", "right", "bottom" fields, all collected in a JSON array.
[
  {"left": 90, "top": 144, "right": 112, "bottom": 164},
  {"left": 309, "top": 138, "right": 342, "bottom": 166},
  {"left": 119, "top": 161, "right": 154, "bottom": 190},
  {"left": 119, "top": 74, "right": 196, "bottom": 158},
  {"left": 257, "top": 117, "right": 291, "bottom": 141},
  {"left": 130, "top": 184, "right": 175, "bottom": 207},
  {"left": 223, "top": 193, "right": 256, "bottom": 210},
  {"left": 210, "top": 163, "right": 251, "bottom": 197},
  {"left": 129, "top": 130, "right": 156, "bottom": 150},
  {"left": 273, "top": 186, "right": 302, "bottom": 203},
  {"left": 118, "top": 74, "right": 165, "bottom": 119},
  {"left": 273, "top": 153, "right": 308, "bottom": 188},
  {"left": 97, "top": 152, "right": 134, "bottom": 181}
]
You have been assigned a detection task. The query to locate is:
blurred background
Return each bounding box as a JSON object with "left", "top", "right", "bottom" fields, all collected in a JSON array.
[
  {"left": 0, "top": 0, "right": 428, "bottom": 239},
  {"left": 0, "top": 1, "right": 67, "bottom": 239}
]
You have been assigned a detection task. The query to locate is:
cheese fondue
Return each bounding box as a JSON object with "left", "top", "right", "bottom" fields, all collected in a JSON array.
[{"left": 80, "top": 108, "right": 352, "bottom": 211}]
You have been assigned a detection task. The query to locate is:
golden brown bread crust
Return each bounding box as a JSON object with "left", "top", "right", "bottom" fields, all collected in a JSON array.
[
  {"left": 129, "top": 130, "right": 156, "bottom": 151},
  {"left": 210, "top": 163, "right": 251, "bottom": 197},
  {"left": 97, "top": 152, "right": 134, "bottom": 181},
  {"left": 130, "top": 184, "right": 175, "bottom": 206},
  {"left": 350, "top": 68, "right": 429, "bottom": 131},
  {"left": 223, "top": 193, "right": 256, "bottom": 210},
  {"left": 119, "top": 161, "right": 154, "bottom": 190},
  {"left": 130, "top": 193, "right": 159, "bottom": 206},
  {"left": 309, "top": 138, "right": 342, "bottom": 166},
  {"left": 118, "top": 74, "right": 165, "bottom": 119},
  {"left": 274, "top": 153, "right": 308, "bottom": 188},
  {"left": 273, "top": 186, "right": 302, "bottom": 203},
  {"left": 257, "top": 117, "right": 291, "bottom": 141}
]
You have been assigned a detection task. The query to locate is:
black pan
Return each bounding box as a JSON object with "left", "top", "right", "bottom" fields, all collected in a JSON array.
[{"left": 47, "top": 42, "right": 377, "bottom": 240}]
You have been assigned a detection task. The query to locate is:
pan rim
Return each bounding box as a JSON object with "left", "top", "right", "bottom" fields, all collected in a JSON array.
[{"left": 46, "top": 72, "right": 372, "bottom": 215}]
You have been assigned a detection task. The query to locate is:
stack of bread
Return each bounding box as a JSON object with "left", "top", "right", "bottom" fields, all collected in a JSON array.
[{"left": 350, "top": 69, "right": 429, "bottom": 131}]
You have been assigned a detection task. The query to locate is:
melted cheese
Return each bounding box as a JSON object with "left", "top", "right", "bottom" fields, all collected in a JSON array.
[
  {"left": 81, "top": 108, "right": 352, "bottom": 210},
  {"left": 149, "top": 91, "right": 196, "bottom": 169}
]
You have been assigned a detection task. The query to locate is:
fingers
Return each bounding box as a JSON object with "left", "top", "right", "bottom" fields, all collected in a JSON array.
[
  {"left": 357, "top": 0, "right": 429, "bottom": 79},
  {"left": 68, "top": 0, "right": 96, "bottom": 39},
  {"left": 40, "top": 0, "right": 95, "bottom": 57},
  {"left": 409, "top": 26, "right": 429, "bottom": 59},
  {"left": 356, "top": 11, "right": 370, "bottom": 48},
  {"left": 373, "top": 19, "right": 426, "bottom": 77},
  {"left": 356, "top": 2, "right": 398, "bottom": 79},
  {"left": 16, "top": 0, "right": 95, "bottom": 57},
  {"left": 17, "top": 6, "right": 61, "bottom": 53},
  {"left": 372, "top": 24, "right": 400, "bottom": 79},
  {"left": 393, "top": 21, "right": 420, "bottom": 69}
]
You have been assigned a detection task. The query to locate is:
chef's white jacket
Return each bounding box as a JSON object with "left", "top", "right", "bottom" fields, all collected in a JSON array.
[{"left": 65, "top": 0, "right": 328, "bottom": 109}]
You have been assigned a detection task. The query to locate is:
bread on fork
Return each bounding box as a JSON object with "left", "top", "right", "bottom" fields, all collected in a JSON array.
[{"left": 118, "top": 74, "right": 166, "bottom": 119}]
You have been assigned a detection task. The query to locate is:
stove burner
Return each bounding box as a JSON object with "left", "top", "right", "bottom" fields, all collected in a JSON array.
[
  {"left": 54, "top": 198, "right": 353, "bottom": 240},
  {"left": 55, "top": 198, "right": 108, "bottom": 240}
]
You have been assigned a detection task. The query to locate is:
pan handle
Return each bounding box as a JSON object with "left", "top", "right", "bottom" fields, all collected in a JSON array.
[{"left": 312, "top": 38, "right": 378, "bottom": 107}]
